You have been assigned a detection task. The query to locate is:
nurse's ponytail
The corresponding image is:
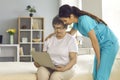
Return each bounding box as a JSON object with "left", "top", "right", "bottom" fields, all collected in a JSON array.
[
  {"left": 72, "top": 6, "right": 107, "bottom": 26},
  {"left": 59, "top": 4, "right": 107, "bottom": 26}
]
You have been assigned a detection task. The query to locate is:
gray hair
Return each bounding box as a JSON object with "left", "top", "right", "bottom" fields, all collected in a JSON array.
[{"left": 52, "top": 16, "right": 67, "bottom": 29}]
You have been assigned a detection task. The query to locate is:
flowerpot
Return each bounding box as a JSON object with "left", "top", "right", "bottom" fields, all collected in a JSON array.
[
  {"left": 10, "top": 35, "right": 14, "bottom": 44},
  {"left": 29, "top": 13, "right": 33, "bottom": 17}
]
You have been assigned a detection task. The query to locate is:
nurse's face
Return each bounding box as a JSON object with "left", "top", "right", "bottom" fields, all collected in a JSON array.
[
  {"left": 60, "top": 14, "right": 76, "bottom": 25},
  {"left": 60, "top": 17, "right": 73, "bottom": 25}
]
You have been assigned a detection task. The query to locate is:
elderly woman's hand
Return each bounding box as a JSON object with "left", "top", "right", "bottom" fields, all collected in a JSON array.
[
  {"left": 34, "top": 62, "right": 40, "bottom": 68},
  {"left": 55, "top": 65, "right": 66, "bottom": 72}
]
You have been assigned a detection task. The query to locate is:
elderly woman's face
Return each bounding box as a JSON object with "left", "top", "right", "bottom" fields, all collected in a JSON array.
[{"left": 54, "top": 24, "right": 66, "bottom": 38}]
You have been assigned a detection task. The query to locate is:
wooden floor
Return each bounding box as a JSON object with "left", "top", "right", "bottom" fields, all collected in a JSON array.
[{"left": 71, "top": 53, "right": 120, "bottom": 80}]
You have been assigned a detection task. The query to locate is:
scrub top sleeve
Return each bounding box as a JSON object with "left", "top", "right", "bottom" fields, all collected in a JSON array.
[{"left": 80, "top": 15, "right": 97, "bottom": 33}]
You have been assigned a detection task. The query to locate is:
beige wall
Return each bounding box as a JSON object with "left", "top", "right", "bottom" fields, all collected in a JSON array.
[{"left": 82, "top": 0, "right": 102, "bottom": 18}]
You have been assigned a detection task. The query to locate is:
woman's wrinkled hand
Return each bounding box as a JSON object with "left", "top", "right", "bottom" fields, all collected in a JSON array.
[
  {"left": 34, "top": 62, "right": 40, "bottom": 68},
  {"left": 55, "top": 65, "right": 66, "bottom": 72}
]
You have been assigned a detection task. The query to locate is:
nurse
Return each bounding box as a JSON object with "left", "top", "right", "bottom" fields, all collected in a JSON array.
[{"left": 58, "top": 4, "right": 119, "bottom": 80}]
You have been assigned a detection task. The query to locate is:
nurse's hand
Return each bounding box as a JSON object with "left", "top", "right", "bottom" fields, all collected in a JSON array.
[
  {"left": 45, "top": 32, "right": 55, "bottom": 41},
  {"left": 97, "top": 61, "right": 100, "bottom": 70}
]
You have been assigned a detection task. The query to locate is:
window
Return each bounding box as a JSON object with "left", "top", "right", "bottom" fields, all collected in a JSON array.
[{"left": 59, "top": 0, "right": 82, "bottom": 9}]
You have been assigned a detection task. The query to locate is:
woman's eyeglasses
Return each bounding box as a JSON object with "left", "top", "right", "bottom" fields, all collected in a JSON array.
[{"left": 54, "top": 27, "right": 65, "bottom": 30}]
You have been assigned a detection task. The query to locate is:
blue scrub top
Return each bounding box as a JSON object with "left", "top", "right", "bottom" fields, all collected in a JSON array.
[{"left": 73, "top": 15, "right": 118, "bottom": 47}]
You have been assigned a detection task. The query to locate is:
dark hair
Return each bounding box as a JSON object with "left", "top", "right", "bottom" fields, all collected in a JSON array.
[
  {"left": 52, "top": 16, "right": 67, "bottom": 29},
  {"left": 59, "top": 4, "right": 107, "bottom": 26}
]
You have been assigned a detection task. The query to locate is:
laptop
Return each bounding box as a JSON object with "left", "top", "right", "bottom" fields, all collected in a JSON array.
[{"left": 31, "top": 51, "right": 56, "bottom": 69}]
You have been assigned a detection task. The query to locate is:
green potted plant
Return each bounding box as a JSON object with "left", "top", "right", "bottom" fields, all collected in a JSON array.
[{"left": 26, "top": 5, "right": 36, "bottom": 17}]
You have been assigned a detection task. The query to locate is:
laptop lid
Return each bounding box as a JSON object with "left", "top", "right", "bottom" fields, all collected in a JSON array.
[{"left": 31, "top": 51, "right": 56, "bottom": 69}]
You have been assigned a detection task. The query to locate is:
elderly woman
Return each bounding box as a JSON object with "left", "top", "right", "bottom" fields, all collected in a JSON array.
[{"left": 34, "top": 16, "right": 78, "bottom": 80}]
